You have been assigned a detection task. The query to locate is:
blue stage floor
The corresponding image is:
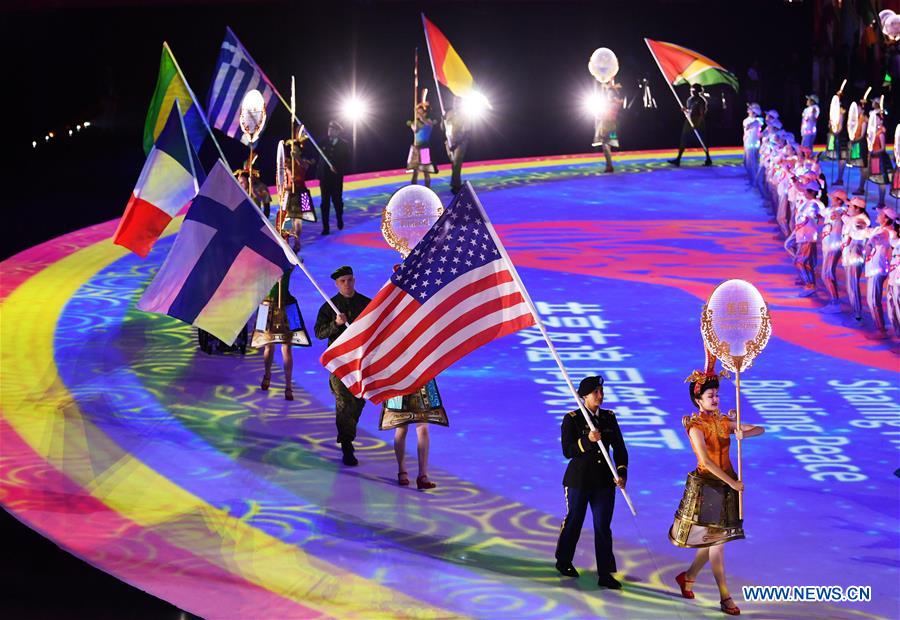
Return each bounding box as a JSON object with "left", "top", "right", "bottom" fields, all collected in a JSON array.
[{"left": 1, "top": 151, "right": 897, "bottom": 618}]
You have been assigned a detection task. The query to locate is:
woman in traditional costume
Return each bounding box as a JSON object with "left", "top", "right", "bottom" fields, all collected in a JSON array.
[
  {"left": 253, "top": 268, "right": 311, "bottom": 401},
  {"left": 382, "top": 379, "right": 449, "bottom": 489},
  {"left": 407, "top": 94, "right": 438, "bottom": 187},
  {"left": 841, "top": 197, "right": 872, "bottom": 322},
  {"left": 280, "top": 129, "right": 316, "bottom": 252},
  {"left": 592, "top": 80, "right": 623, "bottom": 173},
  {"left": 670, "top": 351, "right": 764, "bottom": 616},
  {"left": 862, "top": 207, "right": 898, "bottom": 339},
  {"left": 865, "top": 104, "right": 892, "bottom": 209}
]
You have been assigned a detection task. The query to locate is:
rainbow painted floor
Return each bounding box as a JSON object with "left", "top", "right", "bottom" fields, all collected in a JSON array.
[{"left": 1, "top": 149, "right": 898, "bottom": 619}]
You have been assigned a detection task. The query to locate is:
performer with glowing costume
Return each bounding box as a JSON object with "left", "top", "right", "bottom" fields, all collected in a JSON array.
[
  {"left": 592, "top": 80, "right": 623, "bottom": 173},
  {"left": 820, "top": 189, "right": 849, "bottom": 313},
  {"left": 587, "top": 47, "right": 622, "bottom": 173},
  {"left": 742, "top": 103, "right": 762, "bottom": 180},
  {"left": 841, "top": 197, "right": 872, "bottom": 323},
  {"left": 887, "top": 224, "right": 900, "bottom": 336},
  {"left": 794, "top": 180, "right": 824, "bottom": 297},
  {"left": 800, "top": 94, "right": 820, "bottom": 150},
  {"left": 862, "top": 208, "right": 897, "bottom": 340},
  {"left": 670, "top": 350, "right": 764, "bottom": 617}
]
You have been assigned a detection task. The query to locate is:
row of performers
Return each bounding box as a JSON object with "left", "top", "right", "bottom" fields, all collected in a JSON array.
[
  {"left": 743, "top": 104, "right": 899, "bottom": 340},
  {"left": 549, "top": 352, "right": 761, "bottom": 613},
  {"left": 590, "top": 80, "right": 715, "bottom": 170},
  {"left": 212, "top": 250, "right": 765, "bottom": 611},
  {"left": 220, "top": 257, "right": 446, "bottom": 489},
  {"left": 232, "top": 95, "right": 471, "bottom": 245}
]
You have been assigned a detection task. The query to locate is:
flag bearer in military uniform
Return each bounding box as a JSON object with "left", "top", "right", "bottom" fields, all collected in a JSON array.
[
  {"left": 554, "top": 375, "right": 629, "bottom": 589},
  {"left": 314, "top": 266, "right": 372, "bottom": 466}
]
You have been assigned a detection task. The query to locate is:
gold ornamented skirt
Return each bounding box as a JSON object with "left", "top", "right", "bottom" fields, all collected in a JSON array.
[
  {"left": 250, "top": 300, "right": 311, "bottom": 348},
  {"left": 284, "top": 189, "right": 317, "bottom": 222},
  {"left": 668, "top": 470, "right": 744, "bottom": 548},
  {"left": 379, "top": 379, "right": 449, "bottom": 430}
]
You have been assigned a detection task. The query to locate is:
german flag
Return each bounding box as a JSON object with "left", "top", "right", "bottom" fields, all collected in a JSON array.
[
  {"left": 645, "top": 38, "right": 738, "bottom": 91},
  {"left": 422, "top": 15, "right": 474, "bottom": 97}
]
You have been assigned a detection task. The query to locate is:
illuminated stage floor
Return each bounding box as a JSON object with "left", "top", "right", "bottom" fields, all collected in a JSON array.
[{"left": 2, "top": 149, "right": 897, "bottom": 619}]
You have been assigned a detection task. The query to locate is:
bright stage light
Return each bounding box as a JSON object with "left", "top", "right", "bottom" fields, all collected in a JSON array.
[
  {"left": 583, "top": 91, "right": 607, "bottom": 117},
  {"left": 83, "top": 121, "right": 91, "bottom": 127},
  {"left": 32, "top": 140, "right": 37, "bottom": 148},
  {"left": 461, "top": 91, "right": 491, "bottom": 120},
  {"left": 340, "top": 95, "right": 369, "bottom": 123}
]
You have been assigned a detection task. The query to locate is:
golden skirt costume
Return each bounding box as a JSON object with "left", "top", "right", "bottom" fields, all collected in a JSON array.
[
  {"left": 251, "top": 271, "right": 311, "bottom": 348},
  {"left": 379, "top": 379, "right": 449, "bottom": 431},
  {"left": 669, "top": 411, "right": 745, "bottom": 548}
]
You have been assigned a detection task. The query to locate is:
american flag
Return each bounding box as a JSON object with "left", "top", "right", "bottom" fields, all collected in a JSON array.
[
  {"left": 206, "top": 27, "right": 279, "bottom": 142},
  {"left": 321, "top": 184, "right": 536, "bottom": 403}
]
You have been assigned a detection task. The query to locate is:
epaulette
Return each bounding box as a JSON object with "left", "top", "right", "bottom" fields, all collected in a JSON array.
[{"left": 567, "top": 410, "right": 578, "bottom": 417}]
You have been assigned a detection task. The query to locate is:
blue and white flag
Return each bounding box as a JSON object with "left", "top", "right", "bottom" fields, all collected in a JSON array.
[
  {"left": 206, "top": 27, "right": 279, "bottom": 142},
  {"left": 137, "top": 161, "right": 296, "bottom": 344}
]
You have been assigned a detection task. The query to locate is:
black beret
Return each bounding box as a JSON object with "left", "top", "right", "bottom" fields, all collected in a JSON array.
[
  {"left": 331, "top": 265, "right": 353, "bottom": 280},
  {"left": 577, "top": 375, "right": 605, "bottom": 397}
]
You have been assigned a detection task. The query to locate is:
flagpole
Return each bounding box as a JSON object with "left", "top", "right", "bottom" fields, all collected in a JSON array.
[
  {"left": 173, "top": 100, "right": 200, "bottom": 194},
  {"left": 421, "top": 13, "right": 452, "bottom": 152},
  {"left": 465, "top": 181, "right": 637, "bottom": 516},
  {"left": 643, "top": 38, "right": 709, "bottom": 154},
  {"left": 227, "top": 27, "right": 335, "bottom": 173},
  {"left": 414, "top": 47, "right": 419, "bottom": 126},
  {"left": 164, "top": 42, "right": 230, "bottom": 168}
]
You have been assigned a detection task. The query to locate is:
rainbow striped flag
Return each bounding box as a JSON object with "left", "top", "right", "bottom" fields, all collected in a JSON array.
[
  {"left": 645, "top": 38, "right": 738, "bottom": 91},
  {"left": 143, "top": 43, "right": 209, "bottom": 155},
  {"left": 422, "top": 14, "right": 474, "bottom": 97},
  {"left": 137, "top": 161, "right": 296, "bottom": 345}
]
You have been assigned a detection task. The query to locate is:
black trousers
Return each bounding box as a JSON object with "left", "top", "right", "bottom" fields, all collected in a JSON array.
[
  {"left": 677, "top": 119, "right": 710, "bottom": 158},
  {"left": 320, "top": 177, "right": 344, "bottom": 231},
  {"left": 450, "top": 143, "right": 467, "bottom": 193},
  {"left": 555, "top": 485, "right": 617, "bottom": 574}
]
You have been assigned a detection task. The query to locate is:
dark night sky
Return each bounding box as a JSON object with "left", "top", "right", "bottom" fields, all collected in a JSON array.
[{"left": 9, "top": 0, "right": 816, "bottom": 257}]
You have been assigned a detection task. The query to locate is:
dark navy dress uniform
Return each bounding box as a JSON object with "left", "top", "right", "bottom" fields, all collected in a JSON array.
[{"left": 555, "top": 406, "right": 628, "bottom": 575}]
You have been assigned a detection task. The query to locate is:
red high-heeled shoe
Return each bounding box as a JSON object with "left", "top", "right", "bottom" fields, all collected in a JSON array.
[
  {"left": 260, "top": 374, "right": 271, "bottom": 391},
  {"left": 720, "top": 597, "right": 740, "bottom": 616},
  {"left": 397, "top": 471, "right": 409, "bottom": 486},
  {"left": 675, "top": 571, "right": 695, "bottom": 599},
  {"left": 416, "top": 474, "right": 436, "bottom": 489}
]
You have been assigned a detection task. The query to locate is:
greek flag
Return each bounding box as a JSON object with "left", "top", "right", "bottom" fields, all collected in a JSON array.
[{"left": 206, "top": 27, "right": 279, "bottom": 142}]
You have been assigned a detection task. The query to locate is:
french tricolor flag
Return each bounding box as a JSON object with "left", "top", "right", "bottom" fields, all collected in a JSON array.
[{"left": 114, "top": 104, "right": 205, "bottom": 258}]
